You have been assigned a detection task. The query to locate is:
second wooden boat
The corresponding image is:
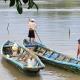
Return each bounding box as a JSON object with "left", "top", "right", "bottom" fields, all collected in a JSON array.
[{"left": 23, "top": 39, "right": 80, "bottom": 73}]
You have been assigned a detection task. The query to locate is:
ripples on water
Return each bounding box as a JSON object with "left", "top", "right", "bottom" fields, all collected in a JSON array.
[
  {"left": 1, "top": 56, "right": 80, "bottom": 80},
  {"left": 0, "top": 0, "right": 80, "bottom": 80},
  {"left": 0, "top": 9, "right": 80, "bottom": 57}
]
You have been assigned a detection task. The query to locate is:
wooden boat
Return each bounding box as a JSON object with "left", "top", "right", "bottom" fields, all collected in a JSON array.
[
  {"left": 1, "top": 40, "right": 45, "bottom": 72},
  {"left": 23, "top": 39, "right": 80, "bottom": 73}
]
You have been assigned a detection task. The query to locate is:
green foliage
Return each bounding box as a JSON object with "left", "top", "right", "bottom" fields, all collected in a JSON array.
[
  {"left": 16, "top": 0, "right": 23, "bottom": 14},
  {"left": 4, "top": 0, "right": 38, "bottom": 14},
  {"left": 28, "top": 0, "right": 38, "bottom": 9},
  {"left": 23, "top": 0, "right": 28, "bottom": 4},
  {"left": 28, "top": 0, "right": 34, "bottom": 9},
  {"left": 33, "top": 2, "right": 38, "bottom": 10},
  {"left": 9, "top": 0, "right": 15, "bottom": 7},
  {"left": 4, "top": 0, "right": 8, "bottom": 2}
]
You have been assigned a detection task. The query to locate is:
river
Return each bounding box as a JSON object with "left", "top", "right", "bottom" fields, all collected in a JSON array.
[{"left": 0, "top": 0, "right": 80, "bottom": 80}]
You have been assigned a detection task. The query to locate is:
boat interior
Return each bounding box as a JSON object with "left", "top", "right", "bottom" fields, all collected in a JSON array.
[
  {"left": 2, "top": 44, "right": 42, "bottom": 67},
  {"left": 33, "top": 45, "right": 80, "bottom": 65}
]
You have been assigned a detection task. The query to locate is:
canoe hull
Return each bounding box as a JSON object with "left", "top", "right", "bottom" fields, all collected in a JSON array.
[
  {"left": 2, "top": 40, "right": 45, "bottom": 73},
  {"left": 41, "top": 57, "right": 80, "bottom": 73}
]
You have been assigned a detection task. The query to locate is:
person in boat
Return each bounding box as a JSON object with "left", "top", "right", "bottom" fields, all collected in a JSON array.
[
  {"left": 27, "top": 18, "right": 37, "bottom": 44},
  {"left": 77, "top": 39, "right": 80, "bottom": 59},
  {"left": 27, "top": 56, "right": 36, "bottom": 67},
  {"left": 21, "top": 54, "right": 31, "bottom": 62},
  {"left": 12, "top": 43, "right": 18, "bottom": 57},
  {"left": 19, "top": 54, "right": 36, "bottom": 67}
]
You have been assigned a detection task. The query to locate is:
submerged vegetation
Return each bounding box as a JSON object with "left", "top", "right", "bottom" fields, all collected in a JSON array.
[{"left": 4, "top": 0, "right": 38, "bottom": 14}]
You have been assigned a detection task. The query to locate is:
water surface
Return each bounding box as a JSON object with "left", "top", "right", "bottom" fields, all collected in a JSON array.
[{"left": 0, "top": 0, "right": 80, "bottom": 80}]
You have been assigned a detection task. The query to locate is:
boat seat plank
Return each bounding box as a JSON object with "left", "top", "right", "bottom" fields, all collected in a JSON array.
[
  {"left": 49, "top": 52, "right": 59, "bottom": 60},
  {"left": 77, "top": 61, "right": 80, "bottom": 64},
  {"left": 34, "top": 46, "right": 47, "bottom": 56},
  {"left": 69, "top": 59, "right": 78, "bottom": 64},
  {"left": 43, "top": 50, "right": 53, "bottom": 57},
  {"left": 63, "top": 56, "right": 71, "bottom": 62},
  {"left": 56, "top": 54, "right": 65, "bottom": 61}
]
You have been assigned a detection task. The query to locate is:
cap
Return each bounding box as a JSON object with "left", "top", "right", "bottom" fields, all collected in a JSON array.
[{"left": 29, "top": 18, "right": 35, "bottom": 22}]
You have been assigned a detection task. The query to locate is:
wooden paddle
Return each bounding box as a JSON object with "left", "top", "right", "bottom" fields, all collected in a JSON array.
[
  {"left": 35, "top": 30, "right": 43, "bottom": 45},
  {"left": 26, "top": 48, "right": 37, "bottom": 58}
]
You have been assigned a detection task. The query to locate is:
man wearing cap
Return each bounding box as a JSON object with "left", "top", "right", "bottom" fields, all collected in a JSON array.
[{"left": 27, "top": 18, "right": 37, "bottom": 44}]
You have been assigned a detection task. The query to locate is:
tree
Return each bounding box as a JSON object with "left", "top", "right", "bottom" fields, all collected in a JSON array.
[{"left": 4, "top": 0, "right": 38, "bottom": 14}]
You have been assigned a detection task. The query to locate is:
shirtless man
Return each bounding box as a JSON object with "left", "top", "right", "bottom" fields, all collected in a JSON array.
[
  {"left": 77, "top": 39, "right": 80, "bottom": 59},
  {"left": 27, "top": 18, "right": 37, "bottom": 44}
]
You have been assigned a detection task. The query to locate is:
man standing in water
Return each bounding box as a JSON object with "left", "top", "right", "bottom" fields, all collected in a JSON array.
[
  {"left": 27, "top": 18, "right": 37, "bottom": 44},
  {"left": 77, "top": 39, "right": 80, "bottom": 59}
]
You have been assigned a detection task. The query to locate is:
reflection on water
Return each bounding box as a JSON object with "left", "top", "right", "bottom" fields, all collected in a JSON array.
[
  {"left": 1, "top": 55, "right": 80, "bottom": 80},
  {"left": 1, "top": 56, "right": 40, "bottom": 80},
  {"left": 0, "top": 0, "right": 80, "bottom": 80}
]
